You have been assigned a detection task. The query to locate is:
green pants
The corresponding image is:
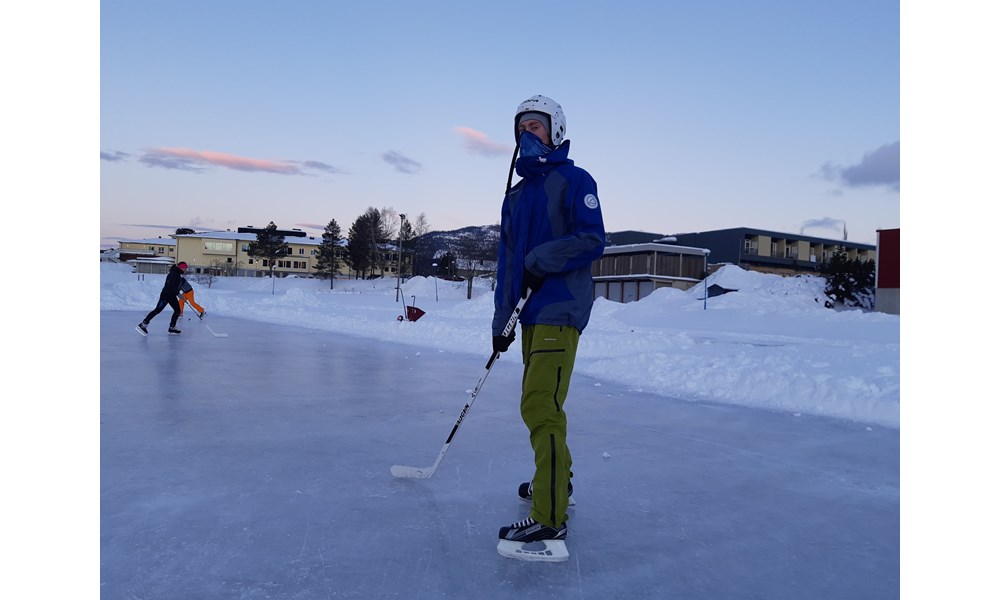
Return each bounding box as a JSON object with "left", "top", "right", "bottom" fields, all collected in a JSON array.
[{"left": 520, "top": 323, "right": 579, "bottom": 528}]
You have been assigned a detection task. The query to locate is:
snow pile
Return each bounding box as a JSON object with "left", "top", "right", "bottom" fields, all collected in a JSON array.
[{"left": 101, "top": 262, "right": 899, "bottom": 428}]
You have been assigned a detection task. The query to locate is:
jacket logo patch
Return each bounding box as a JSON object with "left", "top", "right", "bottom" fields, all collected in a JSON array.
[{"left": 584, "top": 194, "right": 599, "bottom": 209}]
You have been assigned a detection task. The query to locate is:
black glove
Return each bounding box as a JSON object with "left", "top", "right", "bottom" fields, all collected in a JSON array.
[
  {"left": 521, "top": 268, "right": 545, "bottom": 299},
  {"left": 493, "top": 331, "right": 516, "bottom": 354}
]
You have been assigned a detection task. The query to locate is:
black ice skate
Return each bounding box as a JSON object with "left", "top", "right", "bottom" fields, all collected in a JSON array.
[
  {"left": 168, "top": 327, "right": 182, "bottom": 335},
  {"left": 135, "top": 322, "right": 149, "bottom": 336}
]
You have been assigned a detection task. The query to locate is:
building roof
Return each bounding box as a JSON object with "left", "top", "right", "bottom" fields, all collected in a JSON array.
[
  {"left": 118, "top": 237, "right": 177, "bottom": 246},
  {"left": 127, "top": 256, "right": 175, "bottom": 264},
  {"left": 670, "top": 226, "right": 875, "bottom": 250},
  {"left": 602, "top": 242, "right": 708, "bottom": 256},
  {"left": 174, "top": 231, "right": 323, "bottom": 246},
  {"left": 606, "top": 230, "right": 668, "bottom": 245}
]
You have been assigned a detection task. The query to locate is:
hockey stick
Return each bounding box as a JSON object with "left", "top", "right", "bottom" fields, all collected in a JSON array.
[
  {"left": 201, "top": 317, "right": 228, "bottom": 338},
  {"left": 391, "top": 290, "right": 530, "bottom": 479}
]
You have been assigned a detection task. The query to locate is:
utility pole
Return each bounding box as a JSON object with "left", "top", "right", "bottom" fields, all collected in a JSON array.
[{"left": 395, "top": 214, "right": 406, "bottom": 302}]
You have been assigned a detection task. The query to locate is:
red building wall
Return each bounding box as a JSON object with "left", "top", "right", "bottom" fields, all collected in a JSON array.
[{"left": 876, "top": 229, "right": 900, "bottom": 288}]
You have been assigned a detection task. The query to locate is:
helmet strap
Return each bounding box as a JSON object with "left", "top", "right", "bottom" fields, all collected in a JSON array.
[{"left": 505, "top": 141, "right": 519, "bottom": 195}]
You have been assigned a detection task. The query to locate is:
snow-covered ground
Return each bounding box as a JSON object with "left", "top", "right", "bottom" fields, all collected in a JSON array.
[{"left": 100, "top": 262, "right": 900, "bottom": 428}]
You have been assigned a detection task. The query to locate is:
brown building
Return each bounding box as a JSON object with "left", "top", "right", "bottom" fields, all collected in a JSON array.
[{"left": 874, "top": 228, "right": 900, "bottom": 314}]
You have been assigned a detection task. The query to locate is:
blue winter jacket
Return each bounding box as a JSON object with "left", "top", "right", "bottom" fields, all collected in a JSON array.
[{"left": 492, "top": 139, "right": 606, "bottom": 336}]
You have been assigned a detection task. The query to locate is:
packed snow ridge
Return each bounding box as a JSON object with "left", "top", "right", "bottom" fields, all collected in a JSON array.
[{"left": 101, "top": 262, "right": 900, "bottom": 428}]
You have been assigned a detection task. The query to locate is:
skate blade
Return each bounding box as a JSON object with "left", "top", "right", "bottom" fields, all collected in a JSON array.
[
  {"left": 497, "top": 539, "right": 569, "bottom": 562},
  {"left": 135, "top": 326, "right": 148, "bottom": 336}
]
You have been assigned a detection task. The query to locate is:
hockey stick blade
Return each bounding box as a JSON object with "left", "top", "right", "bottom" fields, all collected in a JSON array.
[
  {"left": 390, "top": 464, "right": 435, "bottom": 479},
  {"left": 390, "top": 291, "right": 530, "bottom": 480},
  {"left": 204, "top": 322, "right": 229, "bottom": 337}
]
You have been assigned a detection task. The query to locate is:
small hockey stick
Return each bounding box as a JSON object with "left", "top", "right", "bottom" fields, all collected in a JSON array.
[{"left": 391, "top": 290, "right": 530, "bottom": 479}]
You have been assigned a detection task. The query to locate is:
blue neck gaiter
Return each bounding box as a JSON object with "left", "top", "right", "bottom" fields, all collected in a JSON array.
[{"left": 519, "top": 130, "right": 553, "bottom": 159}]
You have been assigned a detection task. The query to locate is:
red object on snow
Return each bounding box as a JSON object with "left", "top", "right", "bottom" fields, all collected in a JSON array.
[{"left": 398, "top": 295, "right": 425, "bottom": 322}]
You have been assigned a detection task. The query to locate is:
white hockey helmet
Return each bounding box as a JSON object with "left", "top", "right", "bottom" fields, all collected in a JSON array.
[{"left": 515, "top": 95, "right": 566, "bottom": 147}]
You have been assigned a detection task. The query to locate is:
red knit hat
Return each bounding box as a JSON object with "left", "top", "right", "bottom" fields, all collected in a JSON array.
[{"left": 178, "top": 262, "right": 188, "bottom": 270}]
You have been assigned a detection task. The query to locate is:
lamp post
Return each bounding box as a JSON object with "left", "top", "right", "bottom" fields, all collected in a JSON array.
[
  {"left": 703, "top": 249, "right": 711, "bottom": 310},
  {"left": 396, "top": 214, "right": 406, "bottom": 302},
  {"left": 432, "top": 263, "right": 439, "bottom": 301}
]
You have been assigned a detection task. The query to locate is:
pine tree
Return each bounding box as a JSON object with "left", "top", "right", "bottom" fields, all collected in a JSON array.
[
  {"left": 398, "top": 217, "right": 414, "bottom": 278},
  {"left": 821, "top": 246, "right": 876, "bottom": 310},
  {"left": 437, "top": 252, "right": 458, "bottom": 279},
  {"left": 314, "top": 218, "right": 344, "bottom": 288},
  {"left": 247, "top": 221, "right": 289, "bottom": 280},
  {"left": 347, "top": 208, "right": 382, "bottom": 279}
]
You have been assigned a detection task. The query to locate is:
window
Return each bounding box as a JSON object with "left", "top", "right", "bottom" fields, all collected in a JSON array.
[
  {"left": 299, "top": 248, "right": 304, "bottom": 255},
  {"left": 205, "top": 240, "right": 235, "bottom": 253},
  {"left": 242, "top": 244, "right": 249, "bottom": 252}
]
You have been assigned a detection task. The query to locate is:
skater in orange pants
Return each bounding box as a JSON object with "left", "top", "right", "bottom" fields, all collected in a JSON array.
[{"left": 177, "top": 277, "right": 206, "bottom": 320}]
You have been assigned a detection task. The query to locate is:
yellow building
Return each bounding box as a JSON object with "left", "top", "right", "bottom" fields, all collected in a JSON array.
[
  {"left": 173, "top": 230, "right": 348, "bottom": 278},
  {"left": 117, "top": 237, "right": 177, "bottom": 262}
]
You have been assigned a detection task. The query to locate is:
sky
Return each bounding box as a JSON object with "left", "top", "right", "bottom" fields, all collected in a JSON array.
[
  {"left": 96, "top": 0, "right": 900, "bottom": 248},
  {"left": 92, "top": 261, "right": 900, "bottom": 598}
]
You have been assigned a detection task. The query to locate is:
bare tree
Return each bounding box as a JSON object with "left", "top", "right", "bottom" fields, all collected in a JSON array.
[
  {"left": 194, "top": 259, "right": 237, "bottom": 287},
  {"left": 198, "top": 264, "right": 218, "bottom": 288},
  {"left": 379, "top": 207, "right": 418, "bottom": 278},
  {"left": 454, "top": 227, "right": 499, "bottom": 299},
  {"left": 410, "top": 213, "right": 430, "bottom": 237},
  {"left": 482, "top": 224, "right": 500, "bottom": 290},
  {"left": 379, "top": 207, "right": 401, "bottom": 244}
]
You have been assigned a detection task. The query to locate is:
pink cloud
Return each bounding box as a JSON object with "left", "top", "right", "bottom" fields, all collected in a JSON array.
[
  {"left": 454, "top": 127, "right": 511, "bottom": 157},
  {"left": 152, "top": 147, "right": 302, "bottom": 174}
]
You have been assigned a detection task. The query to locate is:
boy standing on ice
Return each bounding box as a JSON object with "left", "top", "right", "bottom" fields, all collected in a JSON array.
[
  {"left": 492, "top": 95, "right": 606, "bottom": 561},
  {"left": 137, "top": 261, "right": 188, "bottom": 335},
  {"left": 177, "top": 277, "right": 206, "bottom": 320}
]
